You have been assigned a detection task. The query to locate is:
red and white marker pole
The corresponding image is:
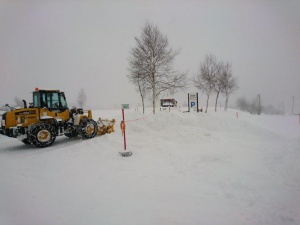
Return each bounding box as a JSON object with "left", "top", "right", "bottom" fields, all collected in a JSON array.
[
  {"left": 119, "top": 108, "right": 132, "bottom": 157},
  {"left": 122, "top": 109, "right": 126, "bottom": 150}
]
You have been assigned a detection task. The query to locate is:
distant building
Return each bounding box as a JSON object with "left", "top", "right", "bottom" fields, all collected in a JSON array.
[{"left": 160, "top": 99, "right": 177, "bottom": 107}]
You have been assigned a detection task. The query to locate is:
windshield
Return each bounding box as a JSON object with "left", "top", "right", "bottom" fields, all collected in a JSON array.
[{"left": 33, "top": 91, "right": 68, "bottom": 110}]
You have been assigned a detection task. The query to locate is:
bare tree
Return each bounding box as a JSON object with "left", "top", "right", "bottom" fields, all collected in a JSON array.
[
  {"left": 128, "top": 68, "right": 150, "bottom": 114},
  {"left": 128, "top": 21, "right": 188, "bottom": 114},
  {"left": 77, "top": 89, "right": 87, "bottom": 108},
  {"left": 220, "top": 63, "right": 238, "bottom": 111},
  {"left": 193, "top": 54, "right": 218, "bottom": 113},
  {"left": 213, "top": 62, "right": 224, "bottom": 112}
]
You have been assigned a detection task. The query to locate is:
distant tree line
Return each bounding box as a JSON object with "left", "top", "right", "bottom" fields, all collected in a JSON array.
[
  {"left": 236, "top": 96, "right": 261, "bottom": 115},
  {"left": 236, "top": 96, "right": 282, "bottom": 115}
]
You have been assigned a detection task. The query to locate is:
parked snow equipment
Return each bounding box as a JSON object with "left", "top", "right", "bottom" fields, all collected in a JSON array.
[{"left": 0, "top": 89, "right": 99, "bottom": 148}]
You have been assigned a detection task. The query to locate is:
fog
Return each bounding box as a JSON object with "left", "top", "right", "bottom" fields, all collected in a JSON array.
[{"left": 1, "top": 0, "right": 300, "bottom": 113}]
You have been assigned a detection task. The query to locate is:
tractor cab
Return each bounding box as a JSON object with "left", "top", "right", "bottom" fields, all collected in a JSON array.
[{"left": 33, "top": 89, "right": 68, "bottom": 112}]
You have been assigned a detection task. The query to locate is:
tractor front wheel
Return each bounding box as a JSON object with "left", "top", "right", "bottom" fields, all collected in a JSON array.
[
  {"left": 29, "top": 123, "right": 57, "bottom": 148},
  {"left": 80, "top": 118, "right": 98, "bottom": 139}
]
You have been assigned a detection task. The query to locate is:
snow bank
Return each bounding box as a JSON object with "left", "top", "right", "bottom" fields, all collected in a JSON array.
[{"left": 0, "top": 108, "right": 299, "bottom": 225}]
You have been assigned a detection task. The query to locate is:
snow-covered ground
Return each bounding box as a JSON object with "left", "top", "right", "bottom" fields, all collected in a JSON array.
[{"left": 0, "top": 108, "right": 299, "bottom": 225}]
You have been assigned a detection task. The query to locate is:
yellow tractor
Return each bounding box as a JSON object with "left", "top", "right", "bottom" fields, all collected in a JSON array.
[{"left": 0, "top": 88, "right": 113, "bottom": 148}]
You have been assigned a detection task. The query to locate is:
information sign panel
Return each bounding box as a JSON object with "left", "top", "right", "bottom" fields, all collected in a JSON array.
[
  {"left": 188, "top": 93, "right": 199, "bottom": 112},
  {"left": 121, "top": 104, "right": 129, "bottom": 109}
]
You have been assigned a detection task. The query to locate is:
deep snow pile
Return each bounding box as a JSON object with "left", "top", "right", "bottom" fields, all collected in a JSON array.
[{"left": 0, "top": 108, "right": 299, "bottom": 225}]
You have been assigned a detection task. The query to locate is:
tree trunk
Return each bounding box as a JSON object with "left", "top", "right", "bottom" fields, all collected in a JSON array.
[
  {"left": 152, "top": 86, "right": 156, "bottom": 114},
  {"left": 138, "top": 80, "right": 145, "bottom": 114},
  {"left": 205, "top": 94, "right": 210, "bottom": 113},
  {"left": 142, "top": 97, "right": 145, "bottom": 114},
  {"left": 152, "top": 73, "right": 156, "bottom": 114},
  {"left": 215, "top": 91, "right": 219, "bottom": 112},
  {"left": 224, "top": 94, "right": 229, "bottom": 111}
]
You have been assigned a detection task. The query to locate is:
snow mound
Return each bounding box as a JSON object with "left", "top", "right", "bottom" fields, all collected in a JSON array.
[{"left": 0, "top": 108, "right": 299, "bottom": 225}]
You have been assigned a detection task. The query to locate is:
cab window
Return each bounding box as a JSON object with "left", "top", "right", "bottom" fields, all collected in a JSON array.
[
  {"left": 33, "top": 91, "right": 68, "bottom": 110},
  {"left": 59, "top": 92, "right": 68, "bottom": 108},
  {"left": 33, "top": 92, "right": 40, "bottom": 108}
]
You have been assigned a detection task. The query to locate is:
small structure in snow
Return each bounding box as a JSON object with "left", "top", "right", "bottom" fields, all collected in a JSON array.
[{"left": 160, "top": 99, "right": 177, "bottom": 108}]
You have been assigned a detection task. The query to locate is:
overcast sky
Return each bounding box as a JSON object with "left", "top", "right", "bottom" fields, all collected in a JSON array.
[{"left": 1, "top": 0, "right": 300, "bottom": 112}]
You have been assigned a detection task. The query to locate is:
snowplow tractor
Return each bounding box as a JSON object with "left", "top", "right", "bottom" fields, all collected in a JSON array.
[{"left": 0, "top": 89, "right": 100, "bottom": 148}]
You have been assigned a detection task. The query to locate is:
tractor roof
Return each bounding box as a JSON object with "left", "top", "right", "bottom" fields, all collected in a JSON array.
[{"left": 34, "top": 89, "right": 61, "bottom": 92}]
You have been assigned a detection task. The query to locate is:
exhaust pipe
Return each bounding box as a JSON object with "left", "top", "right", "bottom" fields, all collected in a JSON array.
[{"left": 23, "top": 100, "right": 27, "bottom": 108}]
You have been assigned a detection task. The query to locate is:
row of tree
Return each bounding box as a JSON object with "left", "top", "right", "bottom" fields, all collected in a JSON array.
[
  {"left": 236, "top": 96, "right": 261, "bottom": 115},
  {"left": 128, "top": 22, "right": 238, "bottom": 114},
  {"left": 192, "top": 54, "right": 238, "bottom": 113},
  {"left": 236, "top": 95, "right": 284, "bottom": 115}
]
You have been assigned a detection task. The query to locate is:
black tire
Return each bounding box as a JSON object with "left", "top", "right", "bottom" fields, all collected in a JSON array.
[
  {"left": 28, "top": 123, "right": 57, "bottom": 148},
  {"left": 21, "top": 139, "right": 31, "bottom": 145},
  {"left": 80, "top": 118, "right": 98, "bottom": 139},
  {"left": 64, "top": 127, "right": 79, "bottom": 138}
]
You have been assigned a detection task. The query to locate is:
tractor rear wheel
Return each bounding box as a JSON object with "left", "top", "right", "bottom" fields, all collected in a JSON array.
[
  {"left": 80, "top": 118, "right": 98, "bottom": 139},
  {"left": 29, "top": 123, "right": 57, "bottom": 148}
]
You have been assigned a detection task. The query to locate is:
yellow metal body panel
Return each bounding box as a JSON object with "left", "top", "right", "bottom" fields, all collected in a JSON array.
[
  {"left": 5, "top": 108, "right": 39, "bottom": 128},
  {"left": 39, "top": 108, "right": 70, "bottom": 121},
  {"left": 4, "top": 108, "right": 70, "bottom": 129}
]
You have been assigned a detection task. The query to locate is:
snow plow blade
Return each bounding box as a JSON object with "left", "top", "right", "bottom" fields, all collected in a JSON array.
[{"left": 97, "top": 118, "right": 116, "bottom": 135}]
